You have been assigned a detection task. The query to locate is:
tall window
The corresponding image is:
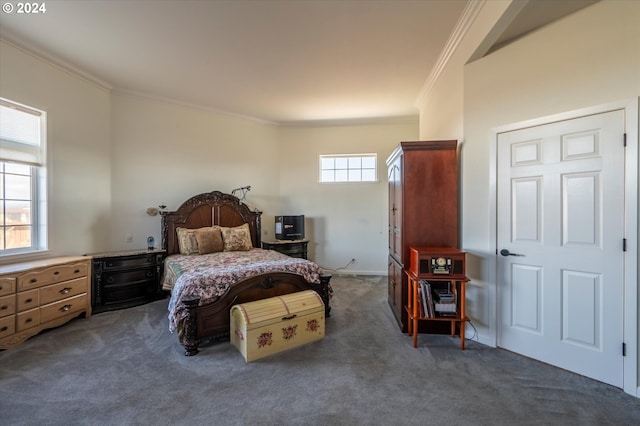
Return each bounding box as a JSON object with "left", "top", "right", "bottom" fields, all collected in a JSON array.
[
  {"left": 319, "top": 154, "right": 377, "bottom": 183},
  {"left": 0, "top": 98, "right": 47, "bottom": 256}
]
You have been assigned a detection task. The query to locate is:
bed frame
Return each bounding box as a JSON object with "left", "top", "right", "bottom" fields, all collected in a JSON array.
[{"left": 161, "top": 190, "right": 332, "bottom": 356}]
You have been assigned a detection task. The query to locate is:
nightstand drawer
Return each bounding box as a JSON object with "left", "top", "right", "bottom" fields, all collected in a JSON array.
[
  {"left": 275, "top": 243, "right": 306, "bottom": 255},
  {"left": 104, "top": 255, "right": 157, "bottom": 270},
  {"left": 104, "top": 268, "right": 154, "bottom": 286}
]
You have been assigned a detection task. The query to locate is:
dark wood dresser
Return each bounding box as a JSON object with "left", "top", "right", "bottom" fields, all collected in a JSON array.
[{"left": 87, "top": 249, "right": 166, "bottom": 313}]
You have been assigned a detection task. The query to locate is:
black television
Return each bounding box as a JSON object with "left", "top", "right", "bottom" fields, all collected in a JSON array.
[{"left": 275, "top": 215, "right": 305, "bottom": 240}]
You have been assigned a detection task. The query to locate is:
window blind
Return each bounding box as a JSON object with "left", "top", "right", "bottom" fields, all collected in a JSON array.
[{"left": 0, "top": 99, "right": 44, "bottom": 166}]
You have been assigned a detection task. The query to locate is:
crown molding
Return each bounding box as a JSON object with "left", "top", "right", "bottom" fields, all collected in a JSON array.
[
  {"left": 277, "top": 115, "right": 418, "bottom": 128},
  {"left": 0, "top": 30, "right": 112, "bottom": 92},
  {"left": 414, "top": 0, "right": 485, "bottom": 107},
  {"left": 112, "top": 88, "right": 279, "bottom": 126}
]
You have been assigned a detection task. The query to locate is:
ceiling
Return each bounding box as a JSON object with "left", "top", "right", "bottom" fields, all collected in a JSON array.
[{"left": 0, "top": 0, "right": 598, "bottom": 126}]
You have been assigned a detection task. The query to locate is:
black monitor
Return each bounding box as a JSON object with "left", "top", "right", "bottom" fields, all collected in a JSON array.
[{"left": 275, "top": 215, "right": 305, "bottom": 240}]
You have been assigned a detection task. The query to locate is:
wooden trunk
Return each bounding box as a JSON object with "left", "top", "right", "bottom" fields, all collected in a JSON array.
[{"left": 230, "top": 290, "right": 325, "bottom": 362}]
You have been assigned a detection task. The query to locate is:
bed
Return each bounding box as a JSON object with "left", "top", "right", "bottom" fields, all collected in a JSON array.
[{"left": 161, "top": 190, "right": 332, "bottom": 356}]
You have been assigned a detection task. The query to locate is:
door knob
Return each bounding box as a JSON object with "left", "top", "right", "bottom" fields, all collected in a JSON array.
[{"left": 500, "top": 249, "right": 524, "bottom": 257}]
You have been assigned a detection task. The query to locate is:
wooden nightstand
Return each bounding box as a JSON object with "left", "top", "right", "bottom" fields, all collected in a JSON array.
[
  {"left": 86, "top": 249, "right": 166, "bottom": 313},
  {"left": 262, "top": 239, "right": 309, "bottom": 259}
]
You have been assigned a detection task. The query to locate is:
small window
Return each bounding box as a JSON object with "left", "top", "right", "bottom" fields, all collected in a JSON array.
[
  {"left": 0, "top": 98, "right": 47, "bottom": 256},
  {"left": 319, "top": 154, "right": 377, "bottom": 183}
]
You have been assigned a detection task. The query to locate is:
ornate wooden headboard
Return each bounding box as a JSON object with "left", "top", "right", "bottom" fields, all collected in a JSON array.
[{"left": 161, "top": 191, "right": 262, "bottom": 256}]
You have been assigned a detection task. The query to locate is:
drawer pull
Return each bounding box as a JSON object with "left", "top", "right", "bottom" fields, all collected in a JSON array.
[
  {"left": 146, "top": 271, "right": 153, "bottom": 278},
  {"left": 26, "top": 298, "right": 33, "bottom": 303},
  {"left": 30, "top": 278, "right": 38, "bottom": 283},
  {"left": 0, "top": 285, "right": 3, "bottom": 291},
  {"left": 54, "top": 271, "right": 60, "bottom": 275},
  {"left": 74, "top": 269, "right": 80, "bottom": 274},
  {"left": 282, "top": 314, "right": 297, "bottom": 320},
  {"left": 59, "top": 304, "right": 72, "bottom": 312},
  {"left": 25, "top": 318, "right": 32, "bottom": 324},
  {"left": 107, "top": 277, "right": 115, "bottom": 284},
  {"left": 59, "top": 287, "right": 72, "bottom": 295},
  {"left": 0, "top": 305, "right": 7, "bottom": 310},
  {"left": 0, "top": 326, "right": 7, "bottom": 332}
]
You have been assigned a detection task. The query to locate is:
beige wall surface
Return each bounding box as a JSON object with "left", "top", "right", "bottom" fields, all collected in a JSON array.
[
  {"left": 0, "top": 40, "right": 112, "bottom": 262},
  {"left": 110, "top": 93, "right": 282, "bottom": 250},
  {"left": 110, "top": 95, "right": 419, "bottom": 262},
  {"left": 277, "top": 120, "right": 418, "bottom": 274}
]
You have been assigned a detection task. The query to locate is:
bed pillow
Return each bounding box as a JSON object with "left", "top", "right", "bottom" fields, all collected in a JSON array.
[
  {"left": 176, "top": 227, "right": 200, "bottom": 255},
  {"left": 195, "top": 226, "right": 224, "bottom": 254},
  {"left": 177, "top": 226, "right": 220, "bottom": 255},
  {"left": 221, "top": 223, "right": 253, "bottom": 251}
]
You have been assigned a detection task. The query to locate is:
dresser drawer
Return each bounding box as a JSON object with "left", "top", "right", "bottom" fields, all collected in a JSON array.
[
  {"left": 0, "top": 315, "right": 15, "bottom": 339},
  {"left": 17, "top": 308, "right": 39, "bottom": 332},
  {"left": 0, "top": 277, "right": 16, "bottom": 296},
  {"left": 0, "top": 294, "right": 16, "bottom": 318},
  {"left": 40, "top": 293, "right": 87, "bottom": 323},
  {"left": 103, "top": 254, "right": 157, "bottom": 270},
  {"left": 40, "top": 277, "right": 88, "bottom": 305},
  {"left": 18, "top": 262, "right": 89, "bottom": 291},
  {"left": 17, "top": 289, "right": 39, "bottom": 312}
]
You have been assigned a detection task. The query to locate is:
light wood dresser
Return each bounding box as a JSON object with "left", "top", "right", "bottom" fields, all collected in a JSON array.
[{"left": 0, "top": 256, "right": 92, "bottom": 349}]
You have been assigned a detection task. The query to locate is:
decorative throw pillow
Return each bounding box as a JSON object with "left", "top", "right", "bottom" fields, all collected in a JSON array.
[
  {"left": 221, "top": 223, "right": 253, "bottom": 251},
  {"left": 176, "top": 227, "right": 200, "bottom": 255},
  {"left": 195, "top": 226, "right": 224, "bottom": 254}
]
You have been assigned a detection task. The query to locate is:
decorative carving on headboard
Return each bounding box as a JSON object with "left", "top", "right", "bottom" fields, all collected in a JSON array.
[{"left": 161, "top": 190, "right": 262, "bottom": 255}]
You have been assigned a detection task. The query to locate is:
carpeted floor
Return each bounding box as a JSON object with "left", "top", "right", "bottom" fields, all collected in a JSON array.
[{"left": 1, "top": 275, "right": 640, "bottom": 426}]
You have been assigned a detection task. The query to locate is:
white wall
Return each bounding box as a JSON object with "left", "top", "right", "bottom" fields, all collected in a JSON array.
[
  {"left": 277, "top": 120, "right": 418, "bottom": 274},
  {"left": 418, "top": 0, "right": 640, "bottom": 394},
  {"left": 109, "top": 94, "right": 419, "bottom": 264},
  {"left": 110, "top": 93, "right": 282, "bottom": 250},
  {"left": 0, "top": 40, "right": 112, "bottom": 261}
]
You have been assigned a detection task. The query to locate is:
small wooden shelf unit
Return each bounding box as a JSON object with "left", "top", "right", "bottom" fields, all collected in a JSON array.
[{"left": 405, "top": 247, "right": 469, "bottom": 349}]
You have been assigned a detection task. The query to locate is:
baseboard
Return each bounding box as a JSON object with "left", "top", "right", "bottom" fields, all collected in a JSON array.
[{"left": 332, "top": 270, "right": 387, "bottom": 276}]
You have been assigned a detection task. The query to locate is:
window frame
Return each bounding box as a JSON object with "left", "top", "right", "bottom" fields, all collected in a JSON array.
[
  {"left": 0, "top": 98, "right": 48, "bottom": 258},
  {"left": 318, "top": 153, "right": 378, "bottom": 183}
]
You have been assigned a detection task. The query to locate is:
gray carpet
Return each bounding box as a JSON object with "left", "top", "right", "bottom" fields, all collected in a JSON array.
[{"left": 1, "top": 275, "right": 640, "bottom": 426}]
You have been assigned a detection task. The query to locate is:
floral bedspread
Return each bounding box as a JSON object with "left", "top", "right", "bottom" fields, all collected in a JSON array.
[{"left": 166, "top": 248, "right": 323, "bottom": 333}]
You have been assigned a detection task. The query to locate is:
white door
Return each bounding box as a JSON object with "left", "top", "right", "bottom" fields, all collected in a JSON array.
[{"left": 497, "top": 110, "right": 626, "bottom": 387}]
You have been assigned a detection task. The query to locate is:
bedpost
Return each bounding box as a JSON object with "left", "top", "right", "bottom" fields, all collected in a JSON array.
[
  {"left": 319, "top": 274, "right": 332, "bottom": 318},
  {"left": 182, "top": 297, "right": 200, "bottom": 356}
]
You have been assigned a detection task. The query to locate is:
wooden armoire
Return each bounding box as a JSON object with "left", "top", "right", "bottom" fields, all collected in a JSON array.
[{"left": 386, "top": 140, "right": 459, "bottom": 331}]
